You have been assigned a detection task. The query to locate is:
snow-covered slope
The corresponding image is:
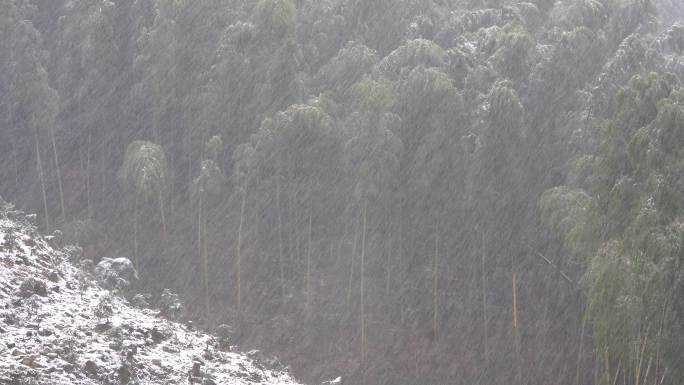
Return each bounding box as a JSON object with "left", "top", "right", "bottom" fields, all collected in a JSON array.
[{"left": 0, "top": 211, "right": 301, "bottom": 385}]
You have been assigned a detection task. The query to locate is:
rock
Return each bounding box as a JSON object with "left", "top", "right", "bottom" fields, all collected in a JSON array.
[
  {"left": 95, "top": 321, "right": 112, "bottom": 333},
  {"left": 152, "top": 358, "right": 162, "bottom": 366},
  {"left": 162, "top": 345, "right": 179, "bottom": 353},
  {"left": 38, "top": 328, "right": 53, "bottom": 337},
  {"left": 48, "top": 271, "right": 60, "bottom": 282},
  {"left": 62, "top": 363, "right": 74, "bottom": 372},
  {"left": 20, "top": 355, "right": 42, "bottom": 368},
  {"left": 109, "top": 341, "right": 122, "bottom": 350},
  {"left": 202, "top": 379, "right": 217, "bottom": 385},
  {"left": 7, "top": 342, "right": 15, "bottom": 349},
  {"left": 84, "top": 360, "right": 99, "bottom": 378},
  {"left": 203, "top": 348, "right": 213, "bottom": 361},
  {"left": 150, "top": 326, "right": 168, "bottom": 343},
  {"left": 117, "top": 364, "right": 132, "bottom": 384},
  {"left": 46, "top": 353, "right": 57, "bottom": 359},
  {"left": 192, "top": 360, "right": 203, "bottom": 377},
  {"left": 18, "top": 278, "right": 48, "bottom": 298}
]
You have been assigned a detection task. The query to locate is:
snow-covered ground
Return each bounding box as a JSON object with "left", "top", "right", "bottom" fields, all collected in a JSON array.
[{"left": 0, "top": 213, "right": 302, "bottom": 385}]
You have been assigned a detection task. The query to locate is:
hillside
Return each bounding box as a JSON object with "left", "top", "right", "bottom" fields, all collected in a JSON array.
[{"left": 0, "top": 203, "right": 300, "bottom": 385}]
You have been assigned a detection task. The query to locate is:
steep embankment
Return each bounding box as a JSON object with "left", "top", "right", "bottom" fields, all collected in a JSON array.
[{"left": 0, "top": 207, "right": 301, "bottom": 385}]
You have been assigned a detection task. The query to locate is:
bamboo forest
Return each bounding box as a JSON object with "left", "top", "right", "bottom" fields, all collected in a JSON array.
[{"left": 2, "top": 0, "right": 684, "bottom": 384}]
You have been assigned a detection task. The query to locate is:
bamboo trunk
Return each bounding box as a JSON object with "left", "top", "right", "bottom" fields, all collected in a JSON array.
[
  {"left": 34, "top": 127, "right": 49, "bottom": 231},
  {"left": 481, "top": 231, "right": 488, "bottom": 364},
  {"left": 48, "top": 124, "right": 66, "bottom": 224},
  {"left": 12, "top": 143, "right": 19, "bottom": 187},
  {"left": 133, "top": 192, "right": 139, "bottom": 272},
  {"left": 198, "top": 191, "right": 210, "bottom": 319},
  {"left": 86, "top": 129, "right": 92, "bottom": 219},
  {"left": 158, "top": 186, "right": 167, "bottom": 241},
  {"left": 513, "top": 269, "right": 522, "bottom": 385},
  {"left": 276, "top": 171, "right": 286, "bottom": 305},
  {"left": 236, "top": 190, "right": 246, "bottom": 316},
  {"left": 202, "top": 196, "right": 210, "bottom": 321},
  {"left": 348, "top": 206, "right": 359, "bottom": 309},
  {"left": 433, "top": 222, "right": 439, "bottom": 339},
  {"left": 306, "top": 207, "right": 313, "bottom": 316},
  {"left": 360, "top": 198, "right": 368, "bottom": 363}
]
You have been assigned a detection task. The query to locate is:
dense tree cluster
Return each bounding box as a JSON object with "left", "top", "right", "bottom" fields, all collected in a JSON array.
[{"left": 2, "top": 0, "right": 684, "bottom": 384}]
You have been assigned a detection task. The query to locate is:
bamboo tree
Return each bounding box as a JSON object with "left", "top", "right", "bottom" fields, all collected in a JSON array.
[
  {"left": 119, "top": 141, "right": 168, "bottom": 272},
  {"left": 346, "top": 79, "right": 402, "bottom": 365},
  {"left": 193, "top": 136, "right": 225, "bottom": 320}
]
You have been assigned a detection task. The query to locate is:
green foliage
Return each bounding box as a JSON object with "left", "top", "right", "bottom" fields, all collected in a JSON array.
[
  {"left": 314, "top": 41, "right": 379, "bottom": 108},
  {"left": 241, "top": 101, "right": 342, "bottom": 194},
  {"left": 347, "top": 80, "right": 402, "bottom": 200},
  {"left": 253, "top": 0, "right": 296, "bottom": 42},
  {"left": 205, "top": 135, "right": 224, "bottom": 162},
  {"left": 62, "top": 219, "right": 101, "bottom": 247},
  {"left": 119, "top": 141, "right": 168, "bottom": 201},
  {"left": 195, "top": 159, "right": 225, "bottom": 199},
  {"left": 376, "top": 39, "right": 445, "bottom": 79},
  {"left": 352, "top": 79, "right": 394, "bottom": 115},
  {"left": 540, "top": 187, "right": 597, "bottom": 256},
  {"left": 541, "top": 73, "right": 684, "bottom": 384}
]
